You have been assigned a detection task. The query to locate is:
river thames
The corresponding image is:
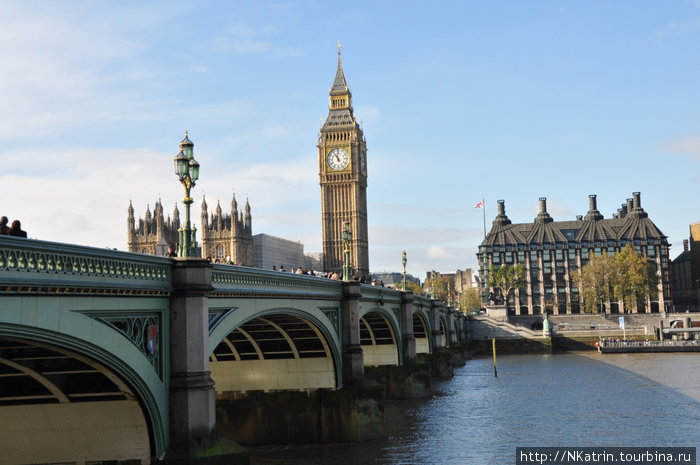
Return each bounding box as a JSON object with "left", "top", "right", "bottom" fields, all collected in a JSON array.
[{"left": 248, "top": 353, "right": 699, "bottom": 464}]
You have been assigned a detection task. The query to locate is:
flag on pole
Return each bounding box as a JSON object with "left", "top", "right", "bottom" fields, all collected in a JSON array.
[{"left": 474, "top": 201, "right": 484, "bottom": 208}]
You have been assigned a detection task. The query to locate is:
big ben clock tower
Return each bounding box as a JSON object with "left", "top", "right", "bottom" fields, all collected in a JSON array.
[{"left": 319, "top": 44, "right": 369, "bottom": 278}]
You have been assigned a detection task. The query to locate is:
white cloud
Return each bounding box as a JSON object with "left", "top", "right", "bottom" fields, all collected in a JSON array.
[
  {"left": 212, "top": 37, "right": 273, "bottom": 54},
  {"left": 369, "top": 225, "right": 478, "bottom": 247},
  {"left": 658, "top": 136, "right": 700, "bottom": 159},
  {"left": 1, "top": 145, "right": 323, "bottom": 251},
  {"left": 426, "top": 246, "right": 457, "bottom": 260},
  {"left": 1, "top": 146, "right": 173, "bottom": 249}
]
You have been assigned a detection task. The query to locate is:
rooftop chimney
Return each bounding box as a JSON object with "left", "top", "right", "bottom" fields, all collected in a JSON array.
[
  {"left": 535, "top": 197, "right": 553, "bottom": 223},
  {"left": 492, "top": 199, "right": 511, "bottom": 227},
  {"left": 632, "top": 191, "right": 641, "bottom": 209},
  {"left": 585, "top": 194, "right": 603, "bottom": 220},
  {"left": 684, "top": 239, "right": 689, "bottom": 252}
]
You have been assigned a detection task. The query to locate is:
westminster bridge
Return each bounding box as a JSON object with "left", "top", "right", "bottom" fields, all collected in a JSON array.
[{"left": 0, "top": 235, "right": 466, "bottom": 464}]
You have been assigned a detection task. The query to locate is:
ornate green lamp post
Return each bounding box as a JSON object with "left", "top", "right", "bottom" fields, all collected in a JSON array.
[
  {"left": 173, "top": 131, "right": 200, "bottom": 257},
  {"left": 431, "top": 270, "right": 437, "bottom": 300},
  {"left": 342, "top": 221, "right": 352, "bottom": 281},
  {"left": 401, "top": 250, "right": 407, "bottom": 291}
]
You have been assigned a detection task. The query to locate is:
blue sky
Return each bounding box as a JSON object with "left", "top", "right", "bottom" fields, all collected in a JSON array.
[{"left": 2, "top": 1, "right": 699, "bottom": 279}]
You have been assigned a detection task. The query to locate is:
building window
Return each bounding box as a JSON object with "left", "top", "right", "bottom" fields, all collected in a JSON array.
[
  {"left": 216, "top": 245, "right": 225, "bottom": 259},
  {"left": 562, "top": 229, "right": 577, "bottom": 240}
]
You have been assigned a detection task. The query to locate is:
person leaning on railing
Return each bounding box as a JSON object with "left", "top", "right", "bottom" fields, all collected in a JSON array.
[{"left": 1, "top": 217, "right": 27, "bottom": 237}]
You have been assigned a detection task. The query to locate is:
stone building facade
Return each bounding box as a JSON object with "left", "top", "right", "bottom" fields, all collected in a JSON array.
[
  {"left": 252, "top": 233, "right": 304, "bottom": 271},
  {"left": 671, "top": 222, "right": 700, "bottom": 311},
  {"left": 128, "top": 193, "right": 253, "bottom": 265},
  {"left": 127, "top": 200, "right": 181, "bottom": 256},
  {"left": 200, "top": 195, "right": 253, "bottom": 264},
  {"left": 477, "top": 193, "right": 670, "bottom": 315}
]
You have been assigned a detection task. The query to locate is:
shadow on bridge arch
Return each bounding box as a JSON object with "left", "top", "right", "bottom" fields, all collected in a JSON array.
[
  {"left": 0, "top": 331, "right": 159, "bottom": 464},
  {"left": 359, "top": 306, "right": 401, "bottom": 366},
  {"left": 413, "top": 310, "right": 432, "bottom": 355},
  {"left": 208, "top": 307, "right": 342, "bottom": 393},
  {"left": 438, "top": 313, "right": 449, "bottom": 347}
]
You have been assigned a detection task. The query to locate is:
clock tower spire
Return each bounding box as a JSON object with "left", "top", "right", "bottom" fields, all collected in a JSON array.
[{"left": 318, "top": 45, "right": 369, "bottom": 279}]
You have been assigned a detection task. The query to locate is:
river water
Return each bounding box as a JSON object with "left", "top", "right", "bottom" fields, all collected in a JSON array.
[{"left": 248, "top": 353, "right": 699, "bottom": 464}]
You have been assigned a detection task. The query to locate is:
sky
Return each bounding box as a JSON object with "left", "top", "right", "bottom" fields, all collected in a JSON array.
[{"left": 1, "top": 1, "right": 699, "bottom": 280}]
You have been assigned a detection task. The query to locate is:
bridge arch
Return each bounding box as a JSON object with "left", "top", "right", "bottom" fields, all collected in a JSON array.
[
  {"left": 0, "top": 296, "right": 169, "bottom": 461},
  {"left": 209, "top": 305, "right": 342, "bottom": 391},
  {"left": 358, "top": 306, "right": 402, "bottom": 366},
  {"left": 438, "top": 313, "right": 449, "bottom": 347},
  {"left": 412, "top": 311, "right": 431, "bottom": 354},
  {"left": 0, "top": 329, "right": 164, "bottom": 464}
]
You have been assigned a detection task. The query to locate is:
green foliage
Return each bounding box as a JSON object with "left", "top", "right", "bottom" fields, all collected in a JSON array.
[
  {"left": 579, "top": 251, "right": 615, "bottom": 313},
  {"left": 578, "top": 244, "right": 657, "bottom": 313},
  {"left": 486, "top": 263, "right": 524, "bottom": 306},
  {"left": 404, "top": 281, "right": 423, "bottom": 295},
  {"left": 423, "top": 274, "right": 454, "bottom": 302},
  {"left": 613, "top": 244, "right": 658, "bottom": 312},
  {"left": 458, "top": 287, "right": 482, "bottom": 314}
]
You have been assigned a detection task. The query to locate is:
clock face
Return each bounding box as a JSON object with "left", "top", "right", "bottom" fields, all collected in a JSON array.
[{"left": 327, "top": 148, "right": 349, "bottom": 170}]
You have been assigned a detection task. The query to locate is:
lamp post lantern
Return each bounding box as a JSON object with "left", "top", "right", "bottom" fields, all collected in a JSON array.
[
  {"left": 342, "top": 221, "right": 352, "bottom": 281},
  {"left": 173, "top": 131, "right": 200, "bottom": 257},
  {"left": 401, "top": 250, "right": 407, "bottom": 291}
]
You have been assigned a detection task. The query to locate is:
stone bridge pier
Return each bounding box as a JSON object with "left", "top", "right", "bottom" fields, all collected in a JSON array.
[{"left": 164, "top": 258, "right": 246, "bottom": 463}]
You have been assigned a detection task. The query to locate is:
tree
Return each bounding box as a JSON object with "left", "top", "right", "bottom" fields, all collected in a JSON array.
[
  {"left": 579, "top": 244, "right": 657, "bottom": 313},
  {"left": 423, "top": 273, "right": 454, "bottom": 303},
  {"left": 578, "top": 251, "right": 615, "bottom": 313},
  {"left": 404, "top": 281, "right": 423, "bottom": 295},
  {"left": 458, "top": 287, "right": 482, "bottom": 314},
  {"left": 612, "top": 244, "right": 657, "bottom": 313},
  {"left": 486, "top": 264, "right": 524, "bottom": 307}
]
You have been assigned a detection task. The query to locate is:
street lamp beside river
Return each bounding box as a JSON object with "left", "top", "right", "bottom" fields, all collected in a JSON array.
[{"left": 173, "top": 131, "right": 200, "bottom": 257}]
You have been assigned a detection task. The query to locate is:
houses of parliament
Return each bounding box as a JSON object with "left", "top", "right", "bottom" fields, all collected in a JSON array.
[
  {"left": 129, "top": 46, "right": 370, "bottom": 279},
  {"left": 127, "top": 195, "right": 252, "bottom": 264}
]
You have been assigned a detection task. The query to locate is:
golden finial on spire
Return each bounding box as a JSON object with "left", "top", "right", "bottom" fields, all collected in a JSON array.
[{"left": 337, "top": 40, "right": 342, "bottom": 60}]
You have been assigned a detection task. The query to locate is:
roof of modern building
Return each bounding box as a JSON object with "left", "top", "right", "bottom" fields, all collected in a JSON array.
[{"left": 480, "top": 192, "right": 667, "bottom": 249}]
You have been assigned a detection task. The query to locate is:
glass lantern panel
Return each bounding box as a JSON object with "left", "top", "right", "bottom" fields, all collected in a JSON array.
[
  {"left": 189, "top": 159, "right": 200, "bottom": 181},
  {"left": 183, "top": 145, "right": 193, "bottom": 159}
]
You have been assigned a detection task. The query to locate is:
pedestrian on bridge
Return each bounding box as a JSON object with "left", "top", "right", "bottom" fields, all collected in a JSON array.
[{"left": 8, "top": 220, "right": 27, "bottom": 238}]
